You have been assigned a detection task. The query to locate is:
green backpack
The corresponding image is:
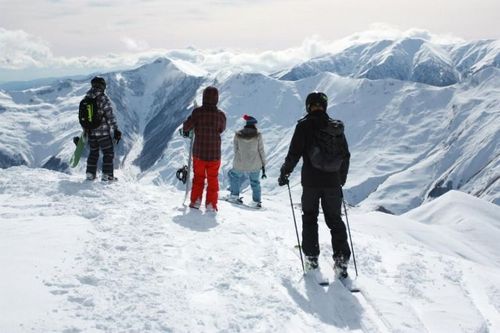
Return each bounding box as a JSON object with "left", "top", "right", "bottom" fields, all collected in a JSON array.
[{"left": 78, "top": 96, "right": 102, "bottom": 130}]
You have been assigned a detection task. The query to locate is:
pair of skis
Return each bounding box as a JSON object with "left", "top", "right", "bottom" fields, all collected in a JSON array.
[
  {"left": 294, "top": 245, "right": 359, "bottom": 292},
  {"left": 306, "top": 265, "right": 360, "bottom": 292}
]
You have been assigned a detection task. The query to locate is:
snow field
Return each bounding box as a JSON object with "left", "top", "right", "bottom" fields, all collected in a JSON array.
[{"left": 0, "top": 167, "right": 499, "bottom": 332}]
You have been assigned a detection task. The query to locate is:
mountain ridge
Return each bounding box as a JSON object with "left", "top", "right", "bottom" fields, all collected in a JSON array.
[
  {"left": 278, "top": 37, "right": 500, "bottom": 86},
  {"left": 0, "top": 38, "right": 498, "bottom": 213}
]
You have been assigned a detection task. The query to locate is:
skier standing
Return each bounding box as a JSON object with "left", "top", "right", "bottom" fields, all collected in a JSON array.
[
  {"left": 278, "top": 92, "right": 351, "bottom": 277},
  {"left": 182, "top": 86, "right": 226, "bottom": 212},
  {"left": 226, "top": 115, "right": 266, "bottom": 208},
  {"left": 84, "top": 76, "right": 122, "bottom": 181}
]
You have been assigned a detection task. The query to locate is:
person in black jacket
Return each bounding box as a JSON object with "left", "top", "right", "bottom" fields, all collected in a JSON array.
[{"left": 278, "top": 91, "right": 351, "bottom": 277}]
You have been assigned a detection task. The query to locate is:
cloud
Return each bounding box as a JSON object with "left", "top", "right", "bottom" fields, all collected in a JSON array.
[
  {"left": 0, "top": 25, "right": 467, "bottom": 82},
  {"left": 0, "top": 27, "right": 146, "bottom": 72},
  {"left": 0, "top": 28, "right": 54, "bottom": 69},
  {"left": 121, "top": 37, "right": 150, "bottom": 51},
  {"left": 0, "top": 27, "right": 332, "bottom": 74},
  {"left": 345, "top": 23, "right": 465, "bottom": 45},
  {"left": 86, "top": 0, "right": 117, "bottom": 7}
]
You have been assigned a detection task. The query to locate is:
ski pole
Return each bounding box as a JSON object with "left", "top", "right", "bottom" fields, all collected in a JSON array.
[
  {"left": 342, "top": 197, "right": 358, "bottom": 277},
  {"left": 287, "top": 183, "right": 305, "bottom": 274}
]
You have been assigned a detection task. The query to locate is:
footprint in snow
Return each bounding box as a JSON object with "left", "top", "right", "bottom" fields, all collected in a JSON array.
[{"left": 76, "top": 275, "right": 99, "bottom": 286}]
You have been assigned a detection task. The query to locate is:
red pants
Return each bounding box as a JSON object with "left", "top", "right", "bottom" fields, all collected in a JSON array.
[{"left": 191, "top": 158, "right": 221, "bottom": 209}]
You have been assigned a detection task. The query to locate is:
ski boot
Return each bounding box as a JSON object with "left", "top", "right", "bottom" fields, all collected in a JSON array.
[
  {"left": 225, "top": 194, "right": 243, "bottom": 204},
  {"left": 333, "top": 255, "right": 349, "bottom": 279},
  {"left": 248, "top": 201, "right": 262, "bottom": 209},
  {"left": 305, "top": 256, "right": 319, "bottom": 272},
  {"left": 86, "top": 172, "right": 96, "bottom": 181},
  {"left": 101, "top": 174, "right": 118, "bottom": 182},
  {"left": 206, "top": 203, "right": 218, "bottom": 213},
  {"left": 189, "top": 199, "right": 201, "bottom": 209},
  {"left": 305, "top": 256, "right": 329, "bottom": 285}
]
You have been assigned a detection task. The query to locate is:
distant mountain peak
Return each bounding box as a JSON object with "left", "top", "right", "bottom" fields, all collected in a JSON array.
[{"left": 278, "top": 38, "right": 499, "bottom": 87}]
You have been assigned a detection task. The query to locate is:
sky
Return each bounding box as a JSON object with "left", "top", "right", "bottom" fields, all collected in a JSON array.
[{"left": 0, "top": 0, "right": 499, "bottom": 82}]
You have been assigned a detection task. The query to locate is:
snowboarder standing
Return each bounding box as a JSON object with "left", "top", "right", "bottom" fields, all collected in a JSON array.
[
  {"left": 226, "top": 115, "right": 266, "bottom": 208},
  {"left": 182, "top": 86, "right": 226, "bottom": 212},
  {"left": 83, "top": 76, "right": 122, "bottom": 181},
  {"left": 278, "top": 91, "right": 351, "bottom": 277}
]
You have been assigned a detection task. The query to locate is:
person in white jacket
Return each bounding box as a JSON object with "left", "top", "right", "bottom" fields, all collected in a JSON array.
[{"left": 227, "top": 115, "right": 266, "bottom": 208}]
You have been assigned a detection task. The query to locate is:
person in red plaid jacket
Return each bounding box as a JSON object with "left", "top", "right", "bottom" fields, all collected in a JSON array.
[{"left": 182, "top": 86, "right": 226, "bottom": 211}]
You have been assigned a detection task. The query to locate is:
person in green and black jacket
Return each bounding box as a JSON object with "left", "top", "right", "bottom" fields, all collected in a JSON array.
[{"left": 84, "top": 76, "right": 122, "bottom": 181}]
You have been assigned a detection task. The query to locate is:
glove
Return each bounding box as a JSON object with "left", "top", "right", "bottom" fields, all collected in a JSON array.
[
  {"left": 182, "top": 131, "right": 191, "bottom": 138},
  {"left": 114, "top": 129, "right": 122, "bottom": 144},
  {"left": 278, "top": 172, "right": 289, "bottom": 186},
  {"left": 73, "top": 136, "right": 80, "bottom": 146},
  {"left": 261, "top": 167, "right": 267, "bottom": 179}
]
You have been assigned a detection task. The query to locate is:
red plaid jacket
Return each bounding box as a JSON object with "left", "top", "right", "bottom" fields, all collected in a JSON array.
[{"left": 183, "top": 105, "right": 226, "bottom": 161}]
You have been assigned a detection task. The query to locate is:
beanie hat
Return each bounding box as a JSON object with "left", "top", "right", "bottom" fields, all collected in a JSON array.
[
  {"left": 91, "top": 76, "right": 106, "bottom": 91},
  {"left": 305, "top": 91, "right": 328, "bottom": 112},
  {"left": 202, "top": 86, "right": 219, "bottom": 106},
  {"left": 243, "top": 114, "right": 257, "bottom": 126}
]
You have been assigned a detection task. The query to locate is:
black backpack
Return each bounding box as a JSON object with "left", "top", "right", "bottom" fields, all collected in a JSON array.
[
  {"left": 79, "top": 96, "right": 102, "bottom": 130},
  {"left": 308, "top": 119, "right": 347, "bottom": 172}
]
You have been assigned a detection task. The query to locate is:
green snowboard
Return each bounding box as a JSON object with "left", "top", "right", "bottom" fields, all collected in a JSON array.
[{"left": 69, "top": 133, "right": 87, "bottom": 168}]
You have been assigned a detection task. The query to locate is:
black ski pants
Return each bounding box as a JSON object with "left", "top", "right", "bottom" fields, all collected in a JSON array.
[
  {"left": 86, "top": 135, "right": 114, "bottom": 176},
  {"left": 301, "top": 186, "right": 351, "bottom": 260}
]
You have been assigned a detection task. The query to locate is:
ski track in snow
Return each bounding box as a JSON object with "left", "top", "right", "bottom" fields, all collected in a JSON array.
[{"left": 1, "top": 167, "right": 499, "bottom": 332}]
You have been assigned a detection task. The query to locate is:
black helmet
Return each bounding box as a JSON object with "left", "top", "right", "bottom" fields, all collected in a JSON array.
[
  {"left": 305, "top": 91, "right": 328, "bottom": 112},
  {"left": 91, "top": 76, "right": 106, "bottom": 91}
]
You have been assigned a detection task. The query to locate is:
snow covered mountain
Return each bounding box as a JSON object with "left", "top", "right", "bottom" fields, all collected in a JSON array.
[
  {"left": 0, "top": 37, "right": 499, "bottom": 213},
  {"left": 1, "top": 33, "right": 499, "bottom": 333},
  {"left": 276, "top": 38, "right": 500, "bottom": 86},
  {"left": 1, "top": 167, "right": 499, "bottom": 332},
  {"left": 0, "top": 58, "right": 205, "bottom": 172}
]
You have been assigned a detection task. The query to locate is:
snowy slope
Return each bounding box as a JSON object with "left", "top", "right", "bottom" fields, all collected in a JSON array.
[
  {"left": 404, "top": 190, "right": 500, "bottom": 266},
  {"left": 0, "top": 37, "right": 499, "bottom": 213},
  {"left": 1, "top": 167, "right": 499, "bottom": 332}
]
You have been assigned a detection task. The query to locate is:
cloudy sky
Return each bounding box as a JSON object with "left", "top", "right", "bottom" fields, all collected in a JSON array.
[{"left": 0, "top": 0, "right": 499, "bottom": 82}]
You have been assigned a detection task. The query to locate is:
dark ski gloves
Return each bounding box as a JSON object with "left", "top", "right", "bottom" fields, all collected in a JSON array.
[
  {"left": 278, "top": 172, "right": 289, "bottom": 186},
  {"left": 73, "top": 136, "right": 80, "bottom": 145},
  {"left": 114, "top": 129, "right": 122, "bottom": 143},
  {"left": 261, "top": 167, "right": 267, "bottom": 179}
]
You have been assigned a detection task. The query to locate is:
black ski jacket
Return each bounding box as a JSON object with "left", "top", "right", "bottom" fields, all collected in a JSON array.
[{"left": 281, "top": 111, "right": 350, "bottom": 188}]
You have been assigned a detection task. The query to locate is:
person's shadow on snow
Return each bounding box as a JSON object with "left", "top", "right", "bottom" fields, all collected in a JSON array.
[
  {"left": 172, "top": 209, "right": 218, "bottom": 232},
  {"left": 282, "top": 276, "right": 364, "bottom": 329}
]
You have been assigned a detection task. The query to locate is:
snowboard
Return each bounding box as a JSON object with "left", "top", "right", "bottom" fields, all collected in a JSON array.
[
  {"left": 178, "top": 101, "right": 198, "bottom": 207},
  {"left": 181, "top": 130, "right": 194, "bottom": 207},
  {"left": 69, "top": 132, "right": 87, "bottom": 168}
]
